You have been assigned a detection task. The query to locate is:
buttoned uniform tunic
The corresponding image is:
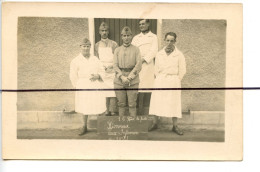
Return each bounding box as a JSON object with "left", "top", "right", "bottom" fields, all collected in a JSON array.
[
  {"left": 94, "top": 39, "right": 118, "bottom": 97},
  {"left": 149, "top": 47, "right": 186, "bottom": 118},
  {"left": 113, "top": 44, "right": 142, "bottom": 86},
  {"left": 132, "top": 31, "right": 158, "bottom": 92},
  {"left": 70, "top": 53, "right": 106, "bottom": 115},
  {"left": 113, "top": 44, "right": 142, "bottom": 116}
]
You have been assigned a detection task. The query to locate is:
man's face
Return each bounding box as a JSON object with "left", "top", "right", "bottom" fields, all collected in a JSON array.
[
  {"left": 121, "top": 33, "right": 132, "bottom": 44},
  {"left": 80, "top": 44, "right": 91, "bottom": 56},
  {"left": 139, "top": 20, "right": 150, "bottom": 32},
  {"left": 165, "top": 35, "right": 176, "bottom": 50},
  {"left": 99, "top": 28, "right": 109, "bottom": 39}
]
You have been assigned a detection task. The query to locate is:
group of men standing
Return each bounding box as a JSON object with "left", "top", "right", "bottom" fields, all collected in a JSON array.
[{"left": 70, "top": 19, "right": 186, "bottom": 136}]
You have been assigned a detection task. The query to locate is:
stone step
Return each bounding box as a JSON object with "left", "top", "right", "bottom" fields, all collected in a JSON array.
[{"left": 17, "top": 110, "right": 224, "bottom": 130}]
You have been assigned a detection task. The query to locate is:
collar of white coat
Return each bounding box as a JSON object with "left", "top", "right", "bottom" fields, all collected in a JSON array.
[
  {"left": 139, "top": 31, "right": 153, "bottom": 37},
  {"left": 160, "top": 46, "right": 181, "bottom": 57},
  {"left": 78, "top": 53, "right": 94, "bottom": 61},
  {"left": 101, "top": 38, "right": 109, "bottom": 42}
]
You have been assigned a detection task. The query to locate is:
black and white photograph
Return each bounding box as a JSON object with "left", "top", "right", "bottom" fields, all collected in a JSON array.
[
  {"left": 16, "top": 17, "right": 226, "bottom": 142},
  {"left": 2, "top": 2, "right": 242, "bottom": 160}
]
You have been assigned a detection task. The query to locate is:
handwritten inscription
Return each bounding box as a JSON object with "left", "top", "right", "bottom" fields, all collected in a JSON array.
[
  {"left": 107, "top": 131, "right": 139, "bottom": 140},
  {"left": 97, "top": 116, "right": 152, "bottom": 140},
  {"left": 107, "top": 121, "right": 130, "bottom": 130},
  {"left": 118, "top": 116, "right": 151, "bottom": 122}
]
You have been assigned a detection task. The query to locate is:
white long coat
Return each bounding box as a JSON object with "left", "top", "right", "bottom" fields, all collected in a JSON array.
[
  {"left": 70, "top": 54, "right": 106, "bottom": 115},
  {"left": 149, "top": 47, "right": 186, "bottom": 118},
  {"left": 132, "top": 31, "right": 158, "bottom": 92}
]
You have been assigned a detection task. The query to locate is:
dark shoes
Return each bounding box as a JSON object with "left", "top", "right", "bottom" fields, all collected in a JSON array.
[
  {"left": 172, "top": 125, "right": 184, "bottom": 135},
  {"left": 148, "top": 124, "right": 158, "bottom": 131},
  {"left": 104, "top": 110, "right": 111, "bottom": 116},
  {"left": 104, "top": 111, "right": 118, "bottom": 116},
  {"left": 78, "top": 126, "right": 87, "bottom": 136}
]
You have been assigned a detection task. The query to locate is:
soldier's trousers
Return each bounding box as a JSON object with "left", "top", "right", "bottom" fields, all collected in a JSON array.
[{"left": 114, "top": 83, "right": 139, "bottom": 117}]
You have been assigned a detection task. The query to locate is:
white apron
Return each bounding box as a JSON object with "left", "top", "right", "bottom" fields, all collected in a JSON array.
[
  {"left": 98, "top": 47, "right": 116, "bottom": 97},
  {"left": 132, "top": 31, "right": 158, "bottom": 92},
  {"left": 149, "top": 74, "right": 182, "bottom": 118}
]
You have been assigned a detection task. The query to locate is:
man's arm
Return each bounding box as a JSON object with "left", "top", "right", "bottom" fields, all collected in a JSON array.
[
  {"left": 69, "top": 59, "right": 78, "bottom": 88},
  {"left": 143, "top": 35, "right": 158, "bottom": 64},
  {"left": 178, "top": 53, "right": 186, "bottom": 80},
  {"left": 131, "top": 36, "right": 137, "bottom": 47},
  {"left": 154, "top": 52, "right": 160, "bottom": 78},
  {"left": 91, "top": 57, "right": 105, "bottom": 82},
  {"left": 128, "top": 47, "right": 142, "bottom": 80},
  {"left": 112, "top": 41, "right": 118, "bottom": 53},
  {"left": 113, "top": 48, "right": 123, "bottom": 79},
  {"left": 94, "top": 42, "right": 99, "bottom": 58}
]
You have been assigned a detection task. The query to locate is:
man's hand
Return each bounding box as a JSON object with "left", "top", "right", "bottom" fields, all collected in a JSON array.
[
  {"left": 90, "top": 74, "right": 100, "bottom": 82},
  {"left": 105, "top": 65, "right": 114, "bottom": 73},
  {"left": 121, "top": 76, "right": 130, "bottom": 85}
]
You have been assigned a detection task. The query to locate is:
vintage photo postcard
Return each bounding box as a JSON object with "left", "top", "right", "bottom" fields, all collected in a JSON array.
[{"left": 2, "top": 2, "right": 242, "bottom": 160}]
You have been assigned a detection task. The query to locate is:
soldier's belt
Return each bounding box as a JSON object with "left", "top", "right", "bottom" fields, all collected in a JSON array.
[{"left": 119, "top": 68, "right": 133, "bottom": 72}]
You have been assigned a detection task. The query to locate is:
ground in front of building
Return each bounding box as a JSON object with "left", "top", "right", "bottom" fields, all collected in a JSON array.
[{"left": 17, "top": 125, "right": 224, "bottom": 142}]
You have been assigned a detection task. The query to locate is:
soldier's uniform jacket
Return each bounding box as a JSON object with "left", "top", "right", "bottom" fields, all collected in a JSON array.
[{"left": 113, "top": 44, "right": 142, "bottom": 86}]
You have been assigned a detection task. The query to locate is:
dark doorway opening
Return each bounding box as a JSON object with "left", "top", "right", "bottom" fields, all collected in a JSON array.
[{"left": 94, "top": 18, "right": 157, "bottom": 45}]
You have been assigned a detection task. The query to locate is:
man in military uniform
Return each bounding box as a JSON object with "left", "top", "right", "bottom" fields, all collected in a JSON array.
[{"left": 113, "top": 26, "right": 142, "bottom": 117}]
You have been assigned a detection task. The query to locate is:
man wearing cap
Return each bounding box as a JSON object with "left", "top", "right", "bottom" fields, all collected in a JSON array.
[
  {"left": 70, "top": 38, "right": 106, "bottom": 135},
  {"left": 94, "top": 22, "right": 118, "bottom": 116},
  {"left": 113, "top": 26, "right": 142, "bottom": 117},
  {"left": 132, "top": 19, "right": 158, "bottom": 115}
]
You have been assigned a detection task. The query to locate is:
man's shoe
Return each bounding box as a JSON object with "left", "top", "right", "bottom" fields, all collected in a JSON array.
[
  {"left": 172, "top": 125, "right": 183, "bottom": 135},
  {"left": 149, "top": 124, "right": 158, "bottom": 131},
  {"left": 104, "top": 110, "right": 111, "bottom": 116}
]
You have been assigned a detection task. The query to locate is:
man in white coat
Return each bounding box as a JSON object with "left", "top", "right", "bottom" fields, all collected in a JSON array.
[
  {"left": 70, "top": 38, "right": 106, "bottom": 135},
  {"left": 94, "top": 22, "right": 118, "bottom": 116},
  {"left": 132, "top": 19, "right": 158, "bottom": 115},
  {"left": 149, "top": 32, "right": 186, "bottom": 135}
]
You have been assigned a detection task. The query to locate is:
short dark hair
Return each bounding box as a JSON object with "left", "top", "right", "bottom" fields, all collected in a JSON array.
[
  {"left": 139, "top": 19, "right": 150, "bottom": 23},
  {"left": 164, "top": 32, "right": 177, "bottom": 41}
]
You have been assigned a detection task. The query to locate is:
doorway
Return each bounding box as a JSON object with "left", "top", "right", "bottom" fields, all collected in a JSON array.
[
  {"left": 94, "top": 18, "right": 158, "bottom": 115},
  {"left": 94, "top": 18, "right": 157, "bottom": 45}
]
